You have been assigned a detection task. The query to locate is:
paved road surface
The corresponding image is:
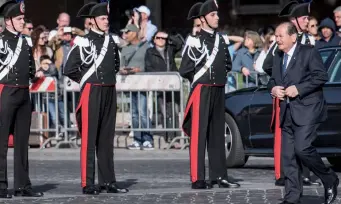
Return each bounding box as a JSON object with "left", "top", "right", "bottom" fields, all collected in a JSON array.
[{"left": 0, "top": 149, "right": 340, "bottom": 204}]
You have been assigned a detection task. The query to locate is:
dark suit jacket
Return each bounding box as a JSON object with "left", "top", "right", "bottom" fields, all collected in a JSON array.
[{"left": 267, "top": 43, "right": 328, "bottom": 126}]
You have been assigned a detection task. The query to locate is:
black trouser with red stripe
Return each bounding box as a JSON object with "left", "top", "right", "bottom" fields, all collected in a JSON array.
[
  {"left": 183, "top": 84, "right": 227, "bottom": 183},
  {"left": 0, "top": 85, "right": 32, "bottom": 189},
  {"left": 76, "top": 84, "right": 117, "bottom": 188}
]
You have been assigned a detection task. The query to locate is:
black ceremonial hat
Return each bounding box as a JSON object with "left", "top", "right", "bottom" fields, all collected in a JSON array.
[
  {"left": 88, "top": 2, "right": 108, "bottom": 17},
  {"left": 199, "top": 0, "right": 218, "bottom": 17},
  {"left": 187, "top": 2, "right": 203, "bottom": 20},
  {"left": 77, "top": 2, "right": 96, "bottom": 18},
  {"left": 0, "top": 0, "right": 25, "bottom": 18},
  {"left": 278, "top": 0, "right": 310, "bottom": 18}
]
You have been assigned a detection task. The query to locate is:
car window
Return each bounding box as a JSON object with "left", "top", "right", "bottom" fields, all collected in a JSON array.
[
  {"left": 320, "top": 50, "right": 333, "bottom": 64},
  {"left": 328, "top": 51, "right": 341, "bottom": 83}
]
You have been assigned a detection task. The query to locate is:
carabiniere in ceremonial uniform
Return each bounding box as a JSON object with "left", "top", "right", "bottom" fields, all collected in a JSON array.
[
  {"left": 63, "top": 1, "right": 128, "bottom": 195},
  {"left": 0, "top": 0, "right": 43, "bottom": 198},
  {"left": 180, "top": 0, "right": 240, "bottom": 190}
]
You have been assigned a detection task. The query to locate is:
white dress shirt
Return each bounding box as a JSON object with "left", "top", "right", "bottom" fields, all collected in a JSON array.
[{"left": 284, "top": 42, "right": 297, "bottom": 70}]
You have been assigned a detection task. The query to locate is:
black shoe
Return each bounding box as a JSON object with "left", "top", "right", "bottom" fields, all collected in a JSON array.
[
  {"left": 211, "top": 177, "right": 240, "bottom": 188},
  {"left": 103, "top": 182, "right": 129, "bottom": 193},
  {"left": 275, "top": 178, "right": 285, "bottom": 186},
  {"left": 0, "top": 189, "right": 11, "bottom": 199},
  {"left": 325, "top": 178, "right": 339, "bottom": 204},
  {"left": 82, "top": 185, "right": 100, "bottom": 195},
  {"left": 191, "top": 180, "right": 211, "bottom": 189},
  {"left": 14, "top": 187, "right": 43, "bottom": 197},
  {"left": 303, "top": 177, "right": 321, "bottom": 186}
]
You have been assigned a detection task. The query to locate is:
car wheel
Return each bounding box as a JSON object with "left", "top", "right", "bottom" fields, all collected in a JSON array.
[
  {"left": 327, "top": 157, "right": 341, "bottom": 169},
  {"left": 225, "top": 113, "right": 246, "bottom": 168}
]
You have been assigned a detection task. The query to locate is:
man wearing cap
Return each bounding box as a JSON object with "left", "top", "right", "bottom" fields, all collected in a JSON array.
[
  {"left": 63, "top": 1, "right": 128, "bottom": 195},
  {"left": 120, "top": 23, "right": 153, "bottom": 150},
  {"left": 179, "top": 0, "right": 240, "bottom": 189},
  {"left": 132, "top": 5, "right": 157, "bottom": 42},
  {"left": 263, "top": 0, "right": 320, "bottom": 187},
  {"left": 0, "top": 0, "right": 44, "bottom": 198}
]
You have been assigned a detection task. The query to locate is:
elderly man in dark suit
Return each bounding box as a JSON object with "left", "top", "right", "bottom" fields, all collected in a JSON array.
[{"left": 268, "top": 22, "right": 339, "bottom": 204}]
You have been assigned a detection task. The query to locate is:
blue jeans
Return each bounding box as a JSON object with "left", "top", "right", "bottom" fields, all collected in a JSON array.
[
  {"left": 131, "top": 92, "right": 153, "bottom": 145},
  {"left": 48, "top": 99, "right": 65, "bottom": 128}
]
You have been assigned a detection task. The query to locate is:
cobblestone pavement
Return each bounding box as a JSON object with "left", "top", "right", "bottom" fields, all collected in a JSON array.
[{"left": 0, "top": 149, "right": 340, "bottom": 204}]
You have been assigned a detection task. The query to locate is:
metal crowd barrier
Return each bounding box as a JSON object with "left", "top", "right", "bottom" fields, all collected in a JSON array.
[
  {"left": 56, "top": 77, "right": 80, "bottom": 148},
  {"left": 114, "top": 72, "right": 189, "bottom": 149},
  {"left": 225, "top": 71, "right": 269, "bottom": 93},
  {"left": 35, "top": 71, "right": 269, "bottom": 150},
  {"left": 59, "top": 72, "right": 190, "bottom": 149},
  {"left": 28, "top": 77, "right": 62, "bottom": 148}
]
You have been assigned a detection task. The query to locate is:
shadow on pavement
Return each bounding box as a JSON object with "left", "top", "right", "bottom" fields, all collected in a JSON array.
[
  {"left": 117, "top": 179, "right": 138, "bottom": 189},
  {"left": 300, "top": 195, "right": 325, "bottom": 204}
]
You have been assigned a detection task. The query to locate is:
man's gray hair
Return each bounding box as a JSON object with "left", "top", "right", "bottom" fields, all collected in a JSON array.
[
  {"left": 277, "top": 22, "right": 298, "bottom": 36},
  {"left": 334, "top": 6, "right": 341, "bottom": 13}
]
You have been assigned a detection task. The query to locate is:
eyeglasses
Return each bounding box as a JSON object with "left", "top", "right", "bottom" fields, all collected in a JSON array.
[{"left": 155, "top": 36, "right": 167, "bottom": 40}]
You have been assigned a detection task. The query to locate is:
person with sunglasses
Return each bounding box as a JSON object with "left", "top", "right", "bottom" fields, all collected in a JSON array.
[
  {"left": 308, "top": 16, "right": 320, "bottom": 41},
  {"left": 31, "top": 25, "right": 53, "bottom": 69},
  {"left": 145, "top": 31, "right": 183, "bottom": 141},
  {"left": 22, "top": 18, "right": 33, "bottom": 37}
]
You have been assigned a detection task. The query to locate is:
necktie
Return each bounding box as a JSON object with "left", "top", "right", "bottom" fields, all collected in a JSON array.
[{"left": 282, "top": 53, "right": 288, "bottom": 75}]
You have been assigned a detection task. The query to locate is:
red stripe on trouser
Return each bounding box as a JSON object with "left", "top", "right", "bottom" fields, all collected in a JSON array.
[
  {"left": 182, "top": 84, "right": 203, "bottom": 183},
  {"left": 75, "top": 83, "right": 91, "bottom": 187},
  {"left": 272, "top": 98, "right": 282, "bottom": 180}
]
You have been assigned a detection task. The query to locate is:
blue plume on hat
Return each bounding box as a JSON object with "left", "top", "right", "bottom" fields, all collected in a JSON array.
[
  {"left": 99, "top": 0, "right": 108, "bottom": 2},
  {"left": 15, "top": 0, "right": 24, "bottom": 2}
]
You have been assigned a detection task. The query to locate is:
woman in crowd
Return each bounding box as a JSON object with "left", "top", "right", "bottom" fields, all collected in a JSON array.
[
  {"left": 31, "top": 25, "right": 53, "bottom": 69},
  {"left": 254, "top": 31, "right": 275, "bottom": 74},
  {"left": 145, "top": 30, "right": 183, "bottom": 142},
  {"left": 308, "top": 16, "right": 321, "bottom": 41},
  {"left": 232, "top": 30, "right": 263, "bottom": 87}
]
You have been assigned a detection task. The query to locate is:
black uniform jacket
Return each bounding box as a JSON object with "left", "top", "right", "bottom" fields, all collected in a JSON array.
[
  {"left": 63, "top": 30, "right": 120, "bottom": 86},
  {"left": 179, "top": 29, "right": 232, "bottom": 86},
  {"left": 0, "top": 29, "right": 36, "bottom": 86}
]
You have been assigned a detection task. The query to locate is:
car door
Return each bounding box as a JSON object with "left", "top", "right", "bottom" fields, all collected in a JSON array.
[
  {"left": 248, "top": 48, "right": 338, "bottom": 150},
  {"left": 317, "top": 50, "right": 341, "bottom": 148},
  {"left": 248, "top": 86, "right": 274, "bottom": 149}
]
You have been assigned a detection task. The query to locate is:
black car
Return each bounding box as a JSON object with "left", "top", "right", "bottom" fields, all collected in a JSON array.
[{"left": 224, "top": 46, "right": 341, "bottom": 168}]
